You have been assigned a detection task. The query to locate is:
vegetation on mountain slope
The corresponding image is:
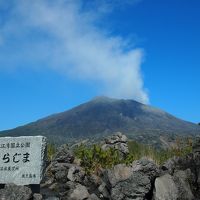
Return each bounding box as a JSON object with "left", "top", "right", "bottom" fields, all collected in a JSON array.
[{"left": 1, "top": 97, "right": 200, "bottom": 147}]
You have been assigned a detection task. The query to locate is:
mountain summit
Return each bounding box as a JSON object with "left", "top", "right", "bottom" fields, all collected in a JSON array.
[{"left": 1, "top": 97, "right": 199, "bottom": 145}]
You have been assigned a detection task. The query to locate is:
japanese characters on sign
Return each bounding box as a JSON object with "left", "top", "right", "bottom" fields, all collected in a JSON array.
[{"left": 0, "top": 136, "right": 47, "bottom": 185}]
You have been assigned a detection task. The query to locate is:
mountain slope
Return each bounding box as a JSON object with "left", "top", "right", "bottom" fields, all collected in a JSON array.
[{"left": 0, "top": 96, "right": 199, "bottom": 145}]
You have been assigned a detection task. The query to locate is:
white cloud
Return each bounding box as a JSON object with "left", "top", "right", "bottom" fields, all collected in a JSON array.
[{"left": 0, "top": 0, "right": 148, "bottom": 103}]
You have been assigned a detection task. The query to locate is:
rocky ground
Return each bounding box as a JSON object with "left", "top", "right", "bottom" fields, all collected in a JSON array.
[{"left": 1, "top": 133, "right": 200, "bottom": 200}]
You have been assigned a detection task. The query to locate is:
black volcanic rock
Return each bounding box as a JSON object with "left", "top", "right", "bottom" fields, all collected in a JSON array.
[
  {"left": 0, "top": 96, "right": 199, "bottom": 145},
  {"left": 2, "top": 134, "right": 200, "bottom": 200}
]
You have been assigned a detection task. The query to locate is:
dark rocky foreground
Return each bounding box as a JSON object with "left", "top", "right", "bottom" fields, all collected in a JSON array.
[{"left": 1, "top": 134, "right": 200, "bottom": 200}]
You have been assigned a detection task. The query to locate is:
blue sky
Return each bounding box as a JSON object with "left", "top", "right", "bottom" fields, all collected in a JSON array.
[{"left": 0, "top": 0, "right": 199, "bottom": 131}]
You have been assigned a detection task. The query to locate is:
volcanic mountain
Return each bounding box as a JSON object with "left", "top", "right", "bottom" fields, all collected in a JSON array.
[{"left": 0, "top": 96, "right": 199, "bottom": 146}]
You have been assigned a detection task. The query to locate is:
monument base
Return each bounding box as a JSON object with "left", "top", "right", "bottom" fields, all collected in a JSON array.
[{"left": 30, "top": 184, "right": 40, "bottom": 193}]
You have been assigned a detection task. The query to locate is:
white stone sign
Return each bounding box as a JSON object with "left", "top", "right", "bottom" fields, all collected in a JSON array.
[{"left": 0, "top": 136, "right": 47, "bottom": 185}]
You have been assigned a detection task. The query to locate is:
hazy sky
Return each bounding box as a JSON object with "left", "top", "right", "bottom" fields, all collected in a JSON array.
[{"left": 0, "top": 0, "right": 199, "bottom": 130}]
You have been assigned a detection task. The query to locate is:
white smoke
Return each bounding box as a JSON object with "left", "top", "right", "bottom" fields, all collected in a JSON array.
[{"left": 0, "top": 0, "right": 149, "bottom": 103}]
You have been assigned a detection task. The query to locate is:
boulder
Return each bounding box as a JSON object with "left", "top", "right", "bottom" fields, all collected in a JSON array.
[
  {"left": 105, "top": 164, "right": 133, "bottom": 187},
  {"left": 104, "top": 159, "right": 159, "bottom": 200},
  {"left": 154, "top": 171, "right": 195, "bottom": 200},
  {"left": 87, "top": 193, "right": 100, "bottom": 200},
  {"left": 67, "top": 165, "right": 86, "bottom": 183},
  {"left": 67, "top": 183, "right": 90, "bottom": 200},
  {"left": 83, "top": 174, "right": 102, "bottom": 188},
  {"left": 193, "top": 152, "right": 200, "bottom": 187},
  {"left": 173, "top": 170, "right": 194, "bottom": 200},
  {"left": 53, "top": 144, "right": 74, "bottom": 163},
  {"left": 153, "top": 174, "right": 178, "bottom": 200},
  {"left": 98, "top": 182, "right": 110, "bottom": 199},
  {"left": 102, "top": 132, "right": 129, "bottom": 157},
  {"left": 33, "top": 193, "right": 43, "bottom": 200},
  {"left": 131, "top": 158, "right": 160, "bottom": 180},
  {"left": 104, "top": 132, "right": 128, "bottom": 144},
  {"left": 161, "top": 156, "right": 178, "bottom": 175},
  {"left": 111, "top": 172, "right": 151, "bottom": 200},
  {"left": 50, "top": 162, "right": 72, "bottom": 183},
  {"left": 192, "top": 136, "right": 200, "bottom": 153},
  {"left": 160, "top": 148, "right": 200, "bottom": 198},
  {"left": 0, "top": 184, "right": 32, "bottom": 200}
]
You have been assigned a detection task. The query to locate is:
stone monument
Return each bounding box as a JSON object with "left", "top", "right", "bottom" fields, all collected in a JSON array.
[{"left": 0, "top": 136, "right": 47, "bottom": 185}]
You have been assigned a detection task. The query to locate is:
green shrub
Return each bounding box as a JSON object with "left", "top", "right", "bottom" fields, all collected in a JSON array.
[
  {"left": 74, "top": 144, "right": 122, "bottom": 174},
  {"left": 73, "top": 138, "right": 193, "bottom": 173},
  {"left": 47, "top": 143, "right": 57, "bottom": 161},
  {"left": 127, "top": 138, "right": 193, "bottom": 165}
]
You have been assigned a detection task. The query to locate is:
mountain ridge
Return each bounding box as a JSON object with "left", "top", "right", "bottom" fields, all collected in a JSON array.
[{"left": 0, "top": 96, "right": 199, "bottom": 146}]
